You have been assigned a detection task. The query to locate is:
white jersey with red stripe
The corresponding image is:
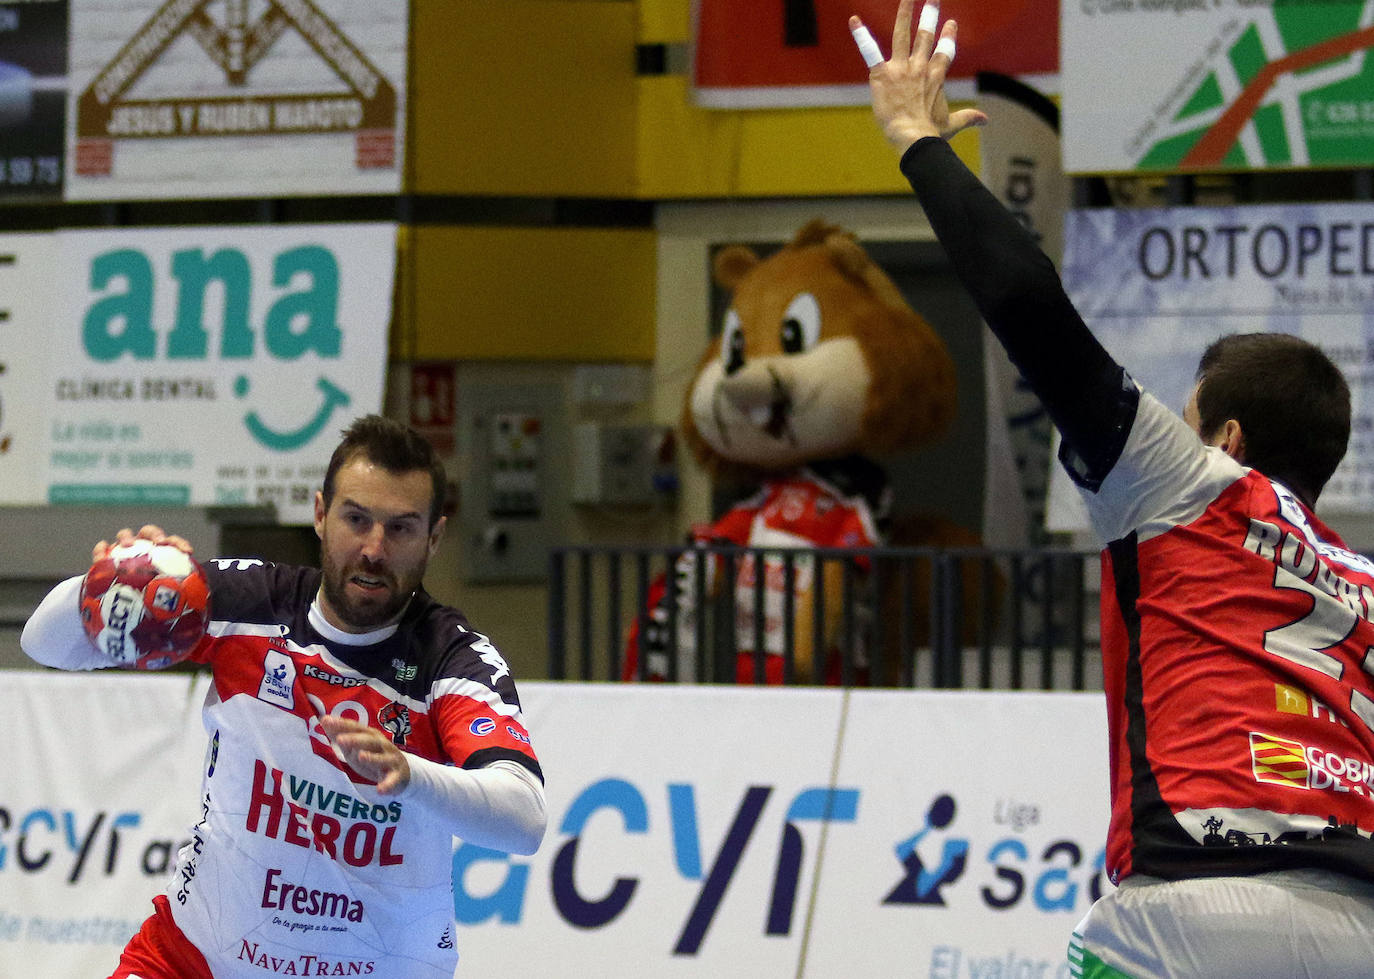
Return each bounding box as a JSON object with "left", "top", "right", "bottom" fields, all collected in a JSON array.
[
  {"left": 707, "top": 468, "right": 881, "bottom": 655},
  {"left": 168, "top": 558, "right": 540, "bottom": 977},
  {"left": 1086, "top": 390, "right": 1374, "bottom": 886}
]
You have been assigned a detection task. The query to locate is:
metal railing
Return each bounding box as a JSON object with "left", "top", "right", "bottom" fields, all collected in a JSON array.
[{"left": 548, "top": 545, "right": 1102, "bottom": 690}]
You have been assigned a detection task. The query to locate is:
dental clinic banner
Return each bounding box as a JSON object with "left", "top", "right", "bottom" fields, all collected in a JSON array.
[
  {"left": 1, "top": 676, "right": 1112, "bottom": 977},
  {"left": 1046, "top": 200, "right": 1374, "bottom": 532},
  {"left": 1062, "top": 0, "right": 1374, "bottom": 173},
  {"left": 0, "top": 224, "right": 394, "bottom": 523}
]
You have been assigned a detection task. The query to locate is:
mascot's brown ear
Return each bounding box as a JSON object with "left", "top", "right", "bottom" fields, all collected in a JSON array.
[
  {"left": 713, "top": 245, "right": 759, "bottom": 290},
  {"left": 824, "top": 231, "right": 913, "bottom": 312}
]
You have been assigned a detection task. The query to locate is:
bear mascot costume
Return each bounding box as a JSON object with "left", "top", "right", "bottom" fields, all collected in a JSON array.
[{"left": 625, "top": 220, "right": 983, "bottom": 685}]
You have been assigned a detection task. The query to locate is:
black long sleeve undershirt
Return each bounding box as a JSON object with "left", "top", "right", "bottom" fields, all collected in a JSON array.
[{"left": 899, "top": 137, "right": 1138, "bottom": 490}]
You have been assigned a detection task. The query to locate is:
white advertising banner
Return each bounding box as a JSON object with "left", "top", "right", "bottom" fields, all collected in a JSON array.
[
  {"left": 459, "top": 685, "right": 1111, "bottom": 976},
  {"left": 1048, "top": 201, "right": 1374, "bottom": 531},
  {"left": 1, "top": 677, "right": 1110, "bottom": 977},
  {"left": 65, "top": 0, "right": 407, "bottom": 200},
  {"left": 0, "top": 232, "right": 56, "bottom": 504},
  {"left": 806, "top": 691, "right": 1110, "bottom": 978},
  {"left": 4, "top": 222, "right": 394, "bottom": 523},
  {"left": 1061, "top": 0, "right": 1374, "bottom": 174},
  {"left": 0, "top": 671, "right": 211, "bottom": 977}
]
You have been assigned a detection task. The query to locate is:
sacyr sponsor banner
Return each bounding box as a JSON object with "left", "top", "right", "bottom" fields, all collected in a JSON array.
[
  {"left": 5, "top": 676, "right": 1110, "bottom": 977},
  {"left": 0, "top": 672, "right": 210, "bottom": 978},
  {"left": 39, "top": 223, "right": 393, "bottom": 522},
  {"left": 1047, "top": 200, "right": 1374, "bottom": 532},
  {"left": 1063, "top": 0, "right": 1374, "bottom": 173},
  {"left": 456, "top": 684, "right": 1110, "bottom": 977},
  {"left": 692, "top": 0, "right": 1058, "bottom": 109},
  {"left": 65, "top": 0, "right": 406, "bottom": 200},
  {"left": 455, "top": 683, "right": 846, "bottom": 975}
]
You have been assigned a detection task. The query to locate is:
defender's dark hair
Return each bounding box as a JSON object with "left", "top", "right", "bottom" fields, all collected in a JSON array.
[
  {"left": 321, "top": 415, "right": 447, "bottom": 528},
  {"left": 1195, "top": 333, "right": 1350, "bottom": 506}
]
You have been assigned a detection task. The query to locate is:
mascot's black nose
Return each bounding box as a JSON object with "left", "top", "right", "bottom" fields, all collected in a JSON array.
[
  {"left": 764, "top": 367, "right": 794, "bottom": 441},
  {"left": 725, "top": 330, "right": 746, "bottom": 375}
]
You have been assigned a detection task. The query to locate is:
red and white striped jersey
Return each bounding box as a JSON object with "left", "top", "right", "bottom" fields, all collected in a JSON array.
[
  {"left": 707, "top": 468, "right": 882, "bottom": 683},
  {"left": 168, "top": 559, "right": 540, "bottom": 977},
  {"left": 1089, "top": 391, "right": 1374, "bottom": 885}
]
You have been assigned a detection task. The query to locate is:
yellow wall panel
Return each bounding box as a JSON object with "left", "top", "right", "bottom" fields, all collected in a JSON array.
[
  {"left": 403, "top": 226, "right": 657, "bottom": 362},
  {"left": 410, "top": 1, "right": 639, "bottom": 197},
  {"left": 635, "top": 75, "right": 981, "bottom": 198},
  {"left": 637, "top": 0, "right": 690, "bottom": 42}
]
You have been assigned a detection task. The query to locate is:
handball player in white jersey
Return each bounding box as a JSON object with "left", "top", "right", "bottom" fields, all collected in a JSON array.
[{"left": 24, "top": 414, "right": 546, "bottom": 978}]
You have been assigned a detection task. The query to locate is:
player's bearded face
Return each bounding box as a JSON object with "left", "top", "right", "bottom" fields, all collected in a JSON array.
[{"left": 315, "top": 459, "right": 444, "bottom": 633}]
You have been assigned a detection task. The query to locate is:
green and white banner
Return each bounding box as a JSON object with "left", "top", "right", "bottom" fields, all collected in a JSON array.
[
  {"left": 1062, "top": 0, "right": 1374, "bottom": 173},
  {"left": 0, "top": 224, "right": 393, "bottom": 523}
]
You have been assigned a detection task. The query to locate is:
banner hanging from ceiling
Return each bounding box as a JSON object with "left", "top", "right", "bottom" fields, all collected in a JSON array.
[{"left": 691, "top": 0, "right": 1058, "bottom": 108}]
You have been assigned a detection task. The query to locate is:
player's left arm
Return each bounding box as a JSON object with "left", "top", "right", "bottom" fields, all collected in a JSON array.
[
  {"left": 320, "top": 714, "right": 546, "bottom": 854},
  {"left": 22, "top": 523, "right": 200, "bottom": 671}
]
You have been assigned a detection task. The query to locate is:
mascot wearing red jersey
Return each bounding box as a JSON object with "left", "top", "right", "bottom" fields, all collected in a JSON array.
[{"left": 627, "top": 220, "right": 977, "bottom": 684}]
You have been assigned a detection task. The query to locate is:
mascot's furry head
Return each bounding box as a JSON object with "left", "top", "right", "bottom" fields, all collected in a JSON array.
[{"left": 684, "top": 219, "right": 957, "bottom": 479}]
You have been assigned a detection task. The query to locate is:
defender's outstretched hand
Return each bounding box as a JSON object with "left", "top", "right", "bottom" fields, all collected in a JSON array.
[{"left": 851, "top": 0, "right": 987, "bottom": 155}]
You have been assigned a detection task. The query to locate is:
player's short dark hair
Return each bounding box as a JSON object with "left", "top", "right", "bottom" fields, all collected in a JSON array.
[
  {"left": 1195, "top": 333, "right": 1349, "bottom": 504},
  {"left": 321, "top": 415, "right": 447, "bottom": 528}
]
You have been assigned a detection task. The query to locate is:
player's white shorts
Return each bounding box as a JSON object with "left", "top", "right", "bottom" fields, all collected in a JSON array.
[{"left": 1069, "top": 868, "right": 1374, "bottom": 978}]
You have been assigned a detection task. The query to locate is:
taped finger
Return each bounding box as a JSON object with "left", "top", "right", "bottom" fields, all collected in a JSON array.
[
  {"left": 919, "top": 2, "right": 939, "bottom": 35},
  {"left": 934, "top": 35, "right": 956, "bottom": 62},
  {"left": 851, "top": 23, "right": 885, "bottom": 68}
]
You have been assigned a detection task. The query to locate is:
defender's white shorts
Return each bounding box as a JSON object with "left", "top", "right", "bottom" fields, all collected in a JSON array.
[{"left": 1069, "top": 869, "right": 1374, "bottom": 978}]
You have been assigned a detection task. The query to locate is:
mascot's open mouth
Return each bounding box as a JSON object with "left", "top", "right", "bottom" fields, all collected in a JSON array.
[
  {"left": 762, "top": 367, "right": 794, "bottom": 442},
  {"left": 712, "top": 364, "right": 797, "bottom": 448}
]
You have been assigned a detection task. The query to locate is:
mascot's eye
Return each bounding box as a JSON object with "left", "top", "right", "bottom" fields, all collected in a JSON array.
[
  {"left": 721, "top": 309, "right": 746, "bottom": 375},
  {"left": 780, "top": 293, "right": 821, "bottom": 354}
]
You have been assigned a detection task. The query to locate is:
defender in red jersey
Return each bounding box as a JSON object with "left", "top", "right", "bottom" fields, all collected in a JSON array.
[
  {"left": 853, "top": 1, "right": 1374, "bottom": 975},
  {"left": 23, "top": 416, "right": 546, "bottom": 978}
]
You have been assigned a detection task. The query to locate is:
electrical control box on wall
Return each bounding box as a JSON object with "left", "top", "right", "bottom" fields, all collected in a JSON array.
[
  {"left": 571, "top": 422, "right": 677, "bottom": 506},
  {"left": 458, "top": 379, "right": 566, "bottom": 584}
]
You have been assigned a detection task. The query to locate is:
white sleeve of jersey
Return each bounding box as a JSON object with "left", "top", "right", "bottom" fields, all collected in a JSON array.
[
  {"left": 1081, "top": 389, "right": 1246, "bottom": 545},
  {"left": 403, "top": 755, "right": 547, "bottom": 855},
  {"left": 20, "top": 574, "right": 112, "bottom": 671}
]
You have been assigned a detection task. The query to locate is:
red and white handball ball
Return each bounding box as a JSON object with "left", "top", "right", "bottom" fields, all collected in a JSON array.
[{"left": 80, "top": 539, "right": 211, "bottom": 669}]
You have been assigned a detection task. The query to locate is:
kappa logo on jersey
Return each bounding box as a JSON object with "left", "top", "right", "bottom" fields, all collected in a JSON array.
[
  {"left": 258, "top": 650, "right": 297, "bottom": 709},
  {"left": 302, "top": 663, "right": 367, "bottom": 689},
  {"left": 378, "top": 703, "right": 411, "bottom": 747}
]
